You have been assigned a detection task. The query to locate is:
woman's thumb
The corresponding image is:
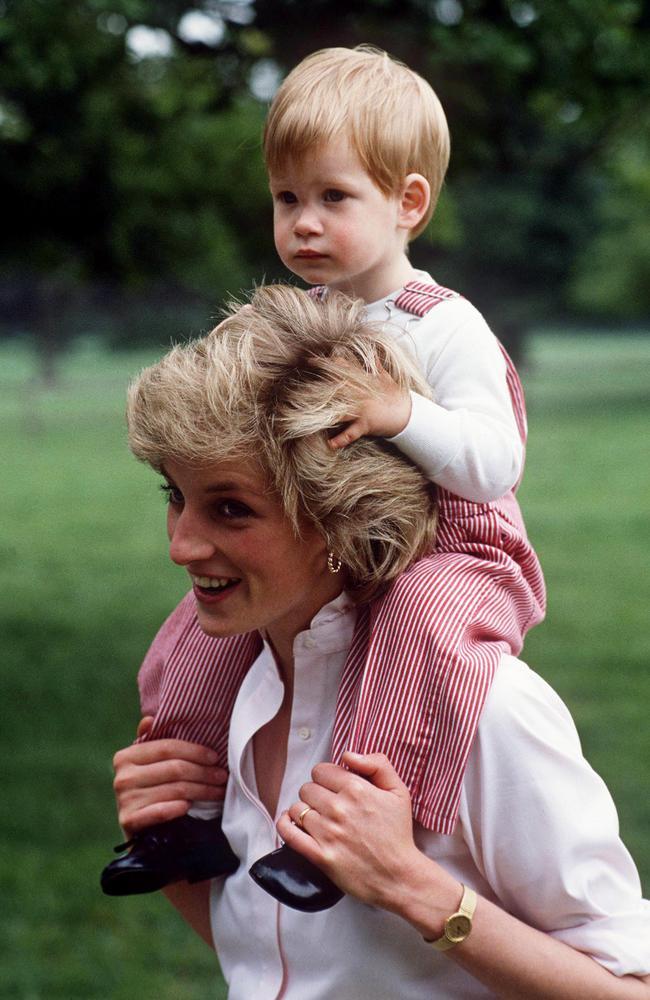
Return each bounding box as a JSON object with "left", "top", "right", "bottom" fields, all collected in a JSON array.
[{"left": 136, "top": 715, "right": 154, "bottom": 739}]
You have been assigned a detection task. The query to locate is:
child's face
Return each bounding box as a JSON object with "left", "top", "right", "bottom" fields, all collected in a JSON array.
[{"left": 269, "top": 135, "right": 409, "bottom": 303}]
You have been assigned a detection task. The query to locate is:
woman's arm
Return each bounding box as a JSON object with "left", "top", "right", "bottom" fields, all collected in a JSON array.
[
  {"left": 452, "top": 892, "right": 650, "bottom": 1000},
  {"left": 163, "top": 882, "right": 214, "bottom": 949},
  {"left": 277, "top": 752, "right": 650, "bottom": 1000},
  {"left": 111, "top": 718, "right": 226, "bottom": 947},
  {"left": 403, "top": 850, "right": 650, "bottom": 1000}
]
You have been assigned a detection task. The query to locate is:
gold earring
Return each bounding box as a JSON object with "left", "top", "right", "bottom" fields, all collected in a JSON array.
[{"left": 327, "top": 551, "right": 342, "bottom": 574}]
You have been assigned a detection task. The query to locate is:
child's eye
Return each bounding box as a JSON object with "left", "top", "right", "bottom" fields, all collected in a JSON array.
[
  {"left": 160, "top": 483, "right": 184, "bottom": 505},
  {"left": 324, "top": 189, "right": 346, "bottom": 202},
  {"left": 277, "top": 191, "right": 297, "bottom": 204},
  {"left": 217, "top": 500, "right": 253, "bottom": 520}
]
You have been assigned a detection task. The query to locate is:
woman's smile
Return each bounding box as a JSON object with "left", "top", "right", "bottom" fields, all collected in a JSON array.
[
  {"left": 190, "top": 575, "right": 241, "bottom": 603},
  {"left": 163, "top": 457, "right": 345, "bottom": 659}
]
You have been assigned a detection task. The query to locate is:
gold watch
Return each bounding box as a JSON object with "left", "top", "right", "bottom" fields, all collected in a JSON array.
[{"left": 425, "top": 884, "right": 477, "bottom": 951}]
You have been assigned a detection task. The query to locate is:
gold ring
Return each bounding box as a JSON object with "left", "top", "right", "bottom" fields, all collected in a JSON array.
[{"left": 297, "top": 805, "right": 312, "bottom": 829}]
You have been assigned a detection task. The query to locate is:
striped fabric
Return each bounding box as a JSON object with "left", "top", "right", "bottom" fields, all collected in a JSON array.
[
  {"left": 137, "top": 280, "right": 545, "bottom": 834},
  {"left": 139, "top": 602, "right": 260, "bottom": 763},
  {"left": 394, "top": 279, "right": 460, "bottom": 313}
]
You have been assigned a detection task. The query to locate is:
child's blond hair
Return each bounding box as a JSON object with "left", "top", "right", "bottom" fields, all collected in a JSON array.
[
  {"left": 263, "top": 45, "right": 450, "bottom": 239},
  {"left": 127, "top": 284, "right": 437, "bottom": 601}
]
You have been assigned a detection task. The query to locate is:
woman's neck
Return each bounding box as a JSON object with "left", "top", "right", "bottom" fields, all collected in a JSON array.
[
  {"left": 253, "top": 633, "right": 296, "bottom": 819},
  {"left": 266, "top": 634, "right": 295, "bottom": 691},
  {"left": 264, "top": 576, "right": 346, "bottom": 683}
]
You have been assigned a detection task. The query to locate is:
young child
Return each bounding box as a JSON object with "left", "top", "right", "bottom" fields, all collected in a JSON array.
[{"left": 101, "top": 45, "right": 545, "bottom": 908}]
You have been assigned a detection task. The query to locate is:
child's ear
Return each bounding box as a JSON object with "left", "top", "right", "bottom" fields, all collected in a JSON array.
[{"left": 398, "top": 174, "right": 430, "bottom": 232}]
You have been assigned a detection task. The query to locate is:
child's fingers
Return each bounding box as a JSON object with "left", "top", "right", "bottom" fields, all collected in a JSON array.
[{"left": 328, "top": 419, "right": 366, "bottom": 450}]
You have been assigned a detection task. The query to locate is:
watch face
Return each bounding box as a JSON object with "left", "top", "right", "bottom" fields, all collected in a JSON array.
[{"left": 446, "top": 914, "right": 471, "bottom": 943}]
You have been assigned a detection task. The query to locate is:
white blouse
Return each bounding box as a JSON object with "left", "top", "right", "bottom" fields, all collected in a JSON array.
[{"left": 210, "top": 594, "right": 650, "bottom": 999}]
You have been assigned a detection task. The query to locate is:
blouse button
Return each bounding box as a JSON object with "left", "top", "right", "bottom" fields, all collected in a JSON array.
[
  {"left": 298, "top": 727, "right": 311, "bottom": 740},
  {"left": 304, "top": 636, "right": 316, "bottom": 649}
]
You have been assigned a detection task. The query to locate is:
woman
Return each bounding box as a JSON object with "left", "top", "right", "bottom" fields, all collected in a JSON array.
[{"left": 113, "top": 285, "right": 650, "bottom": 998}]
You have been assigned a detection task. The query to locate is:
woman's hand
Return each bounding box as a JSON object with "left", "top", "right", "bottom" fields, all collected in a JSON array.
[
  {"left": 276, "top": 751, "right": 433, "bottom": 912},
  {"left": 112, "top": 717, "right": 227, "bottom": 837}
]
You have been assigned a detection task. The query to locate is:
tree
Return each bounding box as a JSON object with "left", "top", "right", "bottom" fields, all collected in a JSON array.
[
  {"left": 247, "top": 0, "right": 650, "bottom": 353},
  {"left": 2, "top": 0, "right": 649, "bottom": 371},
  {"left": 0, "top": 0, "right": 277, "bottom": 370},
  {"left": 570, "top": 129, "right": 650, "bottom": 320}
]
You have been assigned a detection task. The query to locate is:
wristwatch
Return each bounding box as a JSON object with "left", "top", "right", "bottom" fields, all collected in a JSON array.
[{"left": 425, "top": 884, "right": 477, "bottom": 951}]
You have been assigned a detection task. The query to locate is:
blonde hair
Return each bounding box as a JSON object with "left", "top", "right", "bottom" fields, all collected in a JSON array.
[
  {"left": 127, "top": 285, "right": 437, "bottom": 601},
  {"left": 263, "top": 45, "right": 450, "bottom": 238}
]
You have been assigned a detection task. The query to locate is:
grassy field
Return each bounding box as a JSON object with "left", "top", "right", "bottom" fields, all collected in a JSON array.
[{"left": 2, "top": 332, "right": 649, "bottom": 999}]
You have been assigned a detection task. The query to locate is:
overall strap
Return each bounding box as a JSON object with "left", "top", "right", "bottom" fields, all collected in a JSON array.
[
  {"left": 497, "top": 344, "right": 527, "bottom": 446},
  {"left": 394, "top": 279, "right": 461, "bottom": 316}
]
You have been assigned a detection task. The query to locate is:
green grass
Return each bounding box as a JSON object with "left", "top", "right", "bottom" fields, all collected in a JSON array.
[
  {"left": 2, "top": 332, "right": 649, "bottom": 998},
  {"left": 519, "top": 333, "right": 650, "bottom": 873}
]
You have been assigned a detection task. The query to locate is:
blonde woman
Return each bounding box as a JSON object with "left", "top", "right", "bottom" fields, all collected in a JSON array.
[{"left": 110, "top": 286, "right": 650, "bottom": 999}]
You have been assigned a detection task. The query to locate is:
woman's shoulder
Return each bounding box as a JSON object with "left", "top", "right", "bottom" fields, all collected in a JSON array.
[
  {"left": 461, "top": 654, "right": 650, "bottom": 975},
  {"left": 476, "top": 654, "right": 583, "bottom": 758}
]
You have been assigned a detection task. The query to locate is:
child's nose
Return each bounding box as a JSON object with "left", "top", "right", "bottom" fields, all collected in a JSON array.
[
  {"left": 293, "top": 206, "right": 322, "bottom": 236},
  {"left": 168, "top": 508, "right": 215, "bottom": 566}
]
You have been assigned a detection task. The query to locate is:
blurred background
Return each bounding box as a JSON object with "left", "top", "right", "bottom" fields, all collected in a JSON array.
[{"left": 1, "top": 1, "right": 649, "bottom": 997}]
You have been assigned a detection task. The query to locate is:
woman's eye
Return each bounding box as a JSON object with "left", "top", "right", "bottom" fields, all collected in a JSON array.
[
  {"left": 217, "top": 500, "right": 253, "bottom": 520},
  {"left": 277, "top": 191, "right": 297, "bottom": 204},
  {"left": 160, "top": 483, "right": 184, "bottom": 505},
  {"left": 324, "top": 189, "right": 346, "bottom": 202}
]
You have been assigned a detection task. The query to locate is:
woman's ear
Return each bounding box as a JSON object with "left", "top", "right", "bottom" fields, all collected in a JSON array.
[{"left": 398, "top": 174, "right": 431, "bottom": 233}]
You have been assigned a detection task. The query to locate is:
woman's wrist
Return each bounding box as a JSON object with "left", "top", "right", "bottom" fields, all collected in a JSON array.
[{"left": 383, "top": 849, "right": 465, "bottom": 942}]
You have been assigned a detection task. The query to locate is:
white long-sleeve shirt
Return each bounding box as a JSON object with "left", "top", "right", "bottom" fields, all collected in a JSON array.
[
  {"left": 210, "top": 594, "right": 650, "bottom": 999},
  {"left": 365, "top": 272, "right": 524, "bottom": 502}
]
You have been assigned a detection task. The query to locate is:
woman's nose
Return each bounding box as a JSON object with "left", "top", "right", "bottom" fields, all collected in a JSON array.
[{"left": 168, "top": 509, "right": 215, "bottom": 566}]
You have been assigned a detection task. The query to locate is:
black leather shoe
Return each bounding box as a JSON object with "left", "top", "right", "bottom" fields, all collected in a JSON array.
[
  {"left": 100, "top": 814, "right": 238, "bottom": 896},
  {"left": 249, "top": 844, "right": 344, "bottom": 912}
]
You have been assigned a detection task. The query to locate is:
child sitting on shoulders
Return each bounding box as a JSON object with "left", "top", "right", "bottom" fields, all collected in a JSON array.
[{"left": 101, "top": 44, "right": 545, "bottom": 911}]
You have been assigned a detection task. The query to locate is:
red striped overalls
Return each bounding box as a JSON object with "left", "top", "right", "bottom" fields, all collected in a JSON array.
[{"left": 137, "top": 280, "right": 545, "bottom": 834}]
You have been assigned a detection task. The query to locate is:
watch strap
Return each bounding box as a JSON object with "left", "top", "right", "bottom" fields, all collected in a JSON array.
[{"left": 425, "top": 884, "right": 477, "bottom": 951}]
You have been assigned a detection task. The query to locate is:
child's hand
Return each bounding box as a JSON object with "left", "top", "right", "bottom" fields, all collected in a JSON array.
[
  {"left": 112, "top": 717, "right": 227, "bottom": 837},
  {"left": 328, "top": 365, "right": 412, "bottom": 449}
]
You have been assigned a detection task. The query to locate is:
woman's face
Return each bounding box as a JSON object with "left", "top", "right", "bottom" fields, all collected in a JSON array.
[{"left": 162, "top": 458, "right": 344, "bottom": 653}]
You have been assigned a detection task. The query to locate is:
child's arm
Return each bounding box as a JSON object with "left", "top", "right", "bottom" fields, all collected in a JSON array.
[
  {"left": 328, "top": 364, "right": 414, "bottom": 446},
  {"left": 330, "top": 305, "right": 524, "bottom": 504}
]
